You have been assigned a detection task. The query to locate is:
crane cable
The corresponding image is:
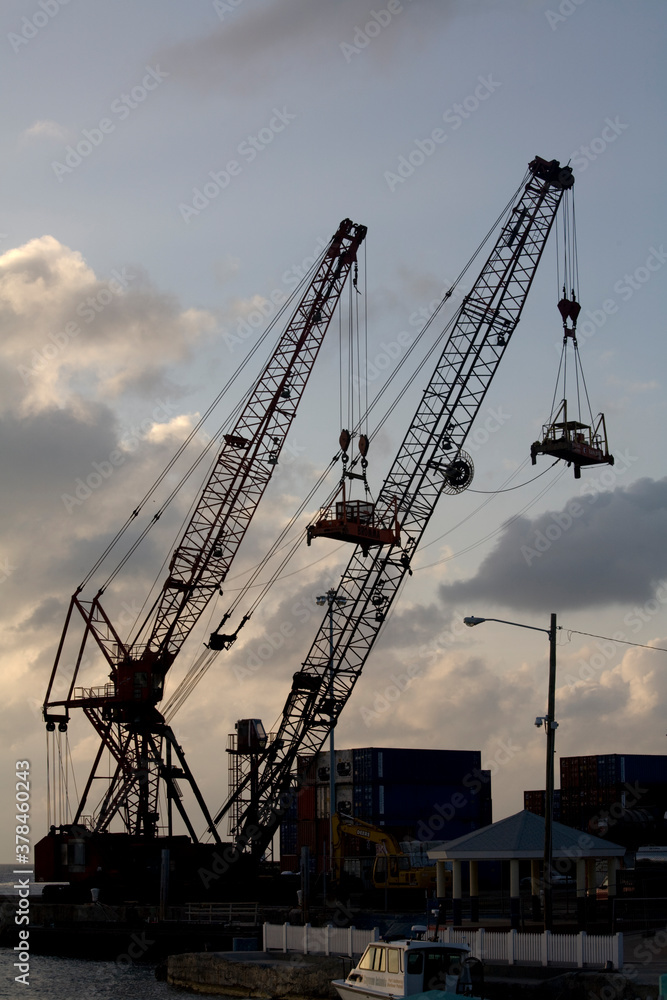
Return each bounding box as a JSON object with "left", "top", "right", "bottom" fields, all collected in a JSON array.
[
  {"left": 164, "top": 175, "right": 543, "bottom": 717},
  {"left": 164, "top": 274, "right": 460, "bottom": 717},
  {"left": 79, "top": 248, "right": 329, "bottom": 594},
  {"left": 98, "top": 256, "right": 326, "bottom": 595},
  {"left": 117, "top": 172, "right": 529, "bottom": 605},
  {"left": 547, "top": 188, "right": 596, "bottom": 431}
]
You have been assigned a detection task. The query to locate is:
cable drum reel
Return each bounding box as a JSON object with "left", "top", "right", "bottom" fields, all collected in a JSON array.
[{"left": 440, "top": 450, "right": 475, "bottom": 494}]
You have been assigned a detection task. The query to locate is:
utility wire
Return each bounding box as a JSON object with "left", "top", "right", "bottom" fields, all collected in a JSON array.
[{"left": 564, "top": 629, "right": 667, "bottom": 653}]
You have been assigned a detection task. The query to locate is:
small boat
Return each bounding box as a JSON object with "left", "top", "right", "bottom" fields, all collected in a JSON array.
[{"left": 332, "top": 932, "right": 479, "bottom": 1000}]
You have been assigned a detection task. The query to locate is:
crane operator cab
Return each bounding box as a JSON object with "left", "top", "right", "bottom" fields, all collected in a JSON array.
[{"left": 307, "top": 431, "right": 400, "bottom": 556}]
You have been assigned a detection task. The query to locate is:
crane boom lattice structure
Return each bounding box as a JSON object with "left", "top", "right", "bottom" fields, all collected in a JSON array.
[
  {"left": 41, "top": 218, "right": 367, "bottom": 842},
  {"left": 215, "top": 157, "right": 574, "bottom": 860}
]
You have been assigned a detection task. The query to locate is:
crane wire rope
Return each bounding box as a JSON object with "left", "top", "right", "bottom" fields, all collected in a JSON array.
[
  {"left": 79, "top": 250, "right": 328, "bottom": 595},
  {"left": 100, "top": 258, "right": 326, "bottom": 596},
  {"left": 98, "top": 176, "right": 526, "bottom": 606},
  {"left": 164, "top": 288, "right": 458, "bottom": 715},
  {"left": 138, "top": 173, "right": 527, "bottom": 612},
  {"left": 413, "top": 461, "right": 569, "bottom": 572},
  {"left": 166, "top": 268, "right": 448, "bottom": 710},
  {"left": 163, "top": 175, "right": 538, "bottom": 715},
  {"left": 545, "top": 186, "right": 598, "bottom": 433}
]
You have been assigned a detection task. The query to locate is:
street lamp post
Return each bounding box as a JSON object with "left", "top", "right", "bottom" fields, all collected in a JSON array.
[
  {"left": 464, "top": 613, "right": 558, "bottom": 931},
  {"left": 316, "top": 588, "right": 347, "bottom": 891}
]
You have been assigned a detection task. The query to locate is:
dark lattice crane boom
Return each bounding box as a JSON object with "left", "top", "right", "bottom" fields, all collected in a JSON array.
[{"left": 214, "top": 157, "right": 574, "bottom": 858}]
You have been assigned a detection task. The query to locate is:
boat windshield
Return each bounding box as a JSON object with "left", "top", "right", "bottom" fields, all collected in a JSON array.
[
  {"left": 358, "top": 946, "right": 384, "bottom": 971},
  {"left": 358, "top": 946, "right": 402, "bottom": 973}
]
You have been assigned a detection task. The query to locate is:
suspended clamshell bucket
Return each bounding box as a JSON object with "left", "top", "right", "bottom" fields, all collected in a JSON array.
[
  {"left": 531, "top": 401, "right": 614, "bottom": 479},
  {"left": 307, "top": 480, "right": 400, "bottom": 555}
]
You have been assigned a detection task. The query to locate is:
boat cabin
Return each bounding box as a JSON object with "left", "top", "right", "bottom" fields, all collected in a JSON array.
[
  {"left": 530, "top": 401, "right": 614, "bottom": 479},
  {"left": 333, "top": 938, "right": 474, "bottom": 1000}
]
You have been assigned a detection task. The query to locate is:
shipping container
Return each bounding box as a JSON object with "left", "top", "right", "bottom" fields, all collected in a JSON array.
[
  {"left": 352, "top": 747, "right": 482, "bottom": 785},
  {"left": 297, "top": 783, "right": 316, "bottom": 822},
  {"left": 280, "top": 821, "right": 297, "bottom": 856}
]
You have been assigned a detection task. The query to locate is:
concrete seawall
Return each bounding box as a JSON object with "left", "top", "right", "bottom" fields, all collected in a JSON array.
[
  {"left": 167, "top": 951, "right": 661, "bottom": 999},
  {"left": 167, "top": 951, "right": 347, "bottom": 998}
]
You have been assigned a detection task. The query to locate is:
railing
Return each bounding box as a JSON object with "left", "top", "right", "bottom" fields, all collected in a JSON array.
[
  {"left": 263, "top": 922, "right": 379, "bottom": 956},
  {"left": 73, "top": 684, "right": 115, "bottom": 701},
  {"left": 185, "top": 902, "right": 259, "bottom": 926},
  {"left": 438, "top": 927, "right": 622, "bottom": 969},
  {"left": 262, "top": 923, "right": 623, "bottom": 969}
]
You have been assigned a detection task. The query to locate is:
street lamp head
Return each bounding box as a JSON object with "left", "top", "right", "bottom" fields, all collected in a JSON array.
[
  {"left": 316, "top": 596, "right": 327, "bottom": 606},
  {"left": 464, "top": 616, "right": 486, "bottom": 627}
]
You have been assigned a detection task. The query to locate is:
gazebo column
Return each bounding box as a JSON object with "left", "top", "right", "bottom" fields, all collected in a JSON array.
[
  {"left": 436, "top": 860, "right": 449, "bottom": 924},
  {"left": 452, "top": 859, "right": 463, "bottom": 926},
  {"left": 510, "top": 859, "right": 520, "bottom": 929},
  {"left": 586, "top": 857, "right": 597, "bottom": 923},
  {"left": 469, "top": 860, "right": 479, "bottom": 923},
  {"left": 576, "top": 857, "right": 586, "bottom": 929},
  {"left": 607, "top": 856, "right": 619, "bottom": 931},
  {"left": 530, "top": 859, "right": 541, "bottom": 921}
]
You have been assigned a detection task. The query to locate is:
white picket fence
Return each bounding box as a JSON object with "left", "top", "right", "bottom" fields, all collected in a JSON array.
[
  {"left": 263, "top": 922, "right": 379, "bottom": 957},
  {"left": 438, "top": 927, "right": 623, "bottom": 969},
  {"left": 262, "top": 923, "right": 623, "bottom": 969}
]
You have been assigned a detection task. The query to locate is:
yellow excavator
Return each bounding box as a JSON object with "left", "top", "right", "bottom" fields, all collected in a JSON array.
[{"left": 332, "top": 812, "right": 448, "bottom": 891}]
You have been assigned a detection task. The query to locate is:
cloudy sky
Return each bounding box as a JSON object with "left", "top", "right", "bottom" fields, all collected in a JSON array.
[{"left": 2, "top": 0, "right": 666, "bottom": 860}]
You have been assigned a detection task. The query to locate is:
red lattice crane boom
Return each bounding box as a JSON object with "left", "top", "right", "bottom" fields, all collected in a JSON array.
[{"left": 41, "top": 218, "right": 367, "bottom": 841}]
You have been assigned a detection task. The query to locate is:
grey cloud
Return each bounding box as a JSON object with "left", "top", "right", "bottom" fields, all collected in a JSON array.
[
  {"left": 159, "top": 0, "right": 446, "bottom": 95},
  {"left": 436, "top": 477, "right": 667, "bottom": 612}
]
